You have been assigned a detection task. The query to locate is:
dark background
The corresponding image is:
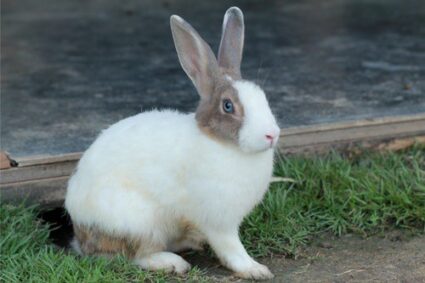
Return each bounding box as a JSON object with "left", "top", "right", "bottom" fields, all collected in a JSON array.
[{"left": 2, "top": 0, "right": 425, "bottom": 157}]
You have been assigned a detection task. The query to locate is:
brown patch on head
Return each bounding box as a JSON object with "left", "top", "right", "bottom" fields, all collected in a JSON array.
[
  {"left": 195, "top": 76, "right": 244, "bottom": 144},
  {"left": 73, "top": 224, "right": 147, "bottom": 259}
]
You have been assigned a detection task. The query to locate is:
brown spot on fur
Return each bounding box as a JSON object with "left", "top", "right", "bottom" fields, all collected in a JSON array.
[
  {"left": 168, "top": 219, "right": 205, "bottom": 252},
  {"left": 73, "top": 225, "right": 142, "bottom": 258},
  {"left": 195, "top": 76, "right": 244, "bottom": 145}
]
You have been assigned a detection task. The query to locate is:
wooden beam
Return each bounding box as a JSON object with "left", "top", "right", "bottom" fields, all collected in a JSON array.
[
  {"left": 15, "top": 152, "right": 81, "bottom": 167},
  {"left": 0, "top": 176, "right": 68, "bottom": 208},
  {"left": 1, "top": 161, "right": 76, "bottom": 184},
  {"left": 280, "top": 113, "right": 425, "bottom": 153},
  {"left": 1, "top": 113, "right": 424, "bottom": 206}
]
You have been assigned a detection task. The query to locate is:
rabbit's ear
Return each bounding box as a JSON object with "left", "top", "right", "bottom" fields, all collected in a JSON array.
[
  {"left": 218, "top": 7, "right": 244, "bottom": 80},
  {"left": 171, "top": 15, "right": 220, "bottom": 98}
]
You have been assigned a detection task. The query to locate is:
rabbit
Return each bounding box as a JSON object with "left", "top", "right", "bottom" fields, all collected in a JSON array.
[{"left": 65, "top": 6, "right": 280, "bottom": 280}]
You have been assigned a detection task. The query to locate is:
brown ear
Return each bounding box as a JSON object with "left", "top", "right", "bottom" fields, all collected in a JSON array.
[
  {"left": 170, "top": 15, "right": 221, "bottom": 98},
  {"left": 218, "top": 7, "right": 244, "bottom": 80}
]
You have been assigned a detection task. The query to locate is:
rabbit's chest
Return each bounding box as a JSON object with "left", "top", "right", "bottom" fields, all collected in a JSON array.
[{"left": 185, "top": 148, "right": 274, "bottom": 224}]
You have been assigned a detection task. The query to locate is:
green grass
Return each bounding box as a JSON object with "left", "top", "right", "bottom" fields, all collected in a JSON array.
[
  {"left": 0, "top": 204, "right": 208, "bottom": 283},
  {"left": 242, "top": 145, "right": 425, "bottom": 257},
  {"left": 1, "top": 145, "right": 424, "bottom": 282}
]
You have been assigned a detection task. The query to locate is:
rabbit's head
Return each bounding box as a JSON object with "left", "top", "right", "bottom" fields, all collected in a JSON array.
[{"left": 171, "top": 7, "right": 280, "bottom": 153}]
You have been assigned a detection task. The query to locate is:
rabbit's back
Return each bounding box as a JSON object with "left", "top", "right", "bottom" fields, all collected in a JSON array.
[{"left": 65, "top": 110, "right": 200, "bottom": 236}]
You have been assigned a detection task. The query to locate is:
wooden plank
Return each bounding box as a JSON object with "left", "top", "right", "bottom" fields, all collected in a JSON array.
[
  {"left": 281, "top": 135, "right": 425, "bottom": 155},
  {"left": 15, "top": 152, "right": 81, "bottom": 167},
  {"left": 0, "top": 161, "right": 76, "bottom": 184},
  {"left": 282, "top": 113, "right": 425, "bottom": 135},
  {"left": 280, "top": 114, "right": 425, "bottom": 152},
  {"left": 1, "top": 114, "right": 425, "bottom": 185},
  {"left": 1, "top": 114, "right": 424, "bottom": 207},
  {"left": 2, "top": 136, "right": 423, "bottom": 207},
  {"left": 0, "top": 176, "right": 68, "bottom": 208}
]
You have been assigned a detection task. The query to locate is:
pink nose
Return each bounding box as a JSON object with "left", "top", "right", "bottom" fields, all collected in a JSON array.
[{"left": 265, "top": 134, "right": 274, "bottom": 141}]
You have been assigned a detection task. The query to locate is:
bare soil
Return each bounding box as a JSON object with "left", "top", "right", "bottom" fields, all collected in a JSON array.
[{"left": 184, "top": 231, "right": 425, "bottom": 282}]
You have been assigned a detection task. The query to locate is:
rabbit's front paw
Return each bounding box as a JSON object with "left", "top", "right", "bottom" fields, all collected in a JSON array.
[{"left": 234, "top": 261, "right": 274, "bottom": 281}]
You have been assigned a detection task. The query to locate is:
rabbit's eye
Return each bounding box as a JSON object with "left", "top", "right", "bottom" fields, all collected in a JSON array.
[{"left": 222, "top": 99, "right": 234, "bottom": 114}]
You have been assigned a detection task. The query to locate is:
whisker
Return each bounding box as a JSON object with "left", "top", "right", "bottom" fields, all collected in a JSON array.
[
  {"left": 261, "top": 68, "right": 271, "bottom": 89},
  {"left": 255, "top": 57, "right": 264, "bottom": 85}
]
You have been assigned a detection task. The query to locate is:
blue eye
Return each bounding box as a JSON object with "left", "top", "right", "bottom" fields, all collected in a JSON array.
[{"left": 223, "top": 99, "right": 234, "bottom": 113}]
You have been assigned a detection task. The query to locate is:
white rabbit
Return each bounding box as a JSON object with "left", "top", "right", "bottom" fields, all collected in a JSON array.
[{"left": 65, "top": 7, "right": 280, "bottom": 280}]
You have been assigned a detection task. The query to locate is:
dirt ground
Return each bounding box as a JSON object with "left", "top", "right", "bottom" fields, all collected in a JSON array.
[{"left": 185, "top": 231, "right": 425, "bottom": 282}]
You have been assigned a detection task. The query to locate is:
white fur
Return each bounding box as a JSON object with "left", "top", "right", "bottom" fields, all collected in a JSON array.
[
  {"left": 65, "top": 109, "right": 275, "bottom": 277},
  {"left": 235, "top": 81, "right": 280, "bottom": 152},
  {"left": 66, "top": 6, "right": 278, "bottom": 279},
  {"left": 66, "top": 110, "right": 274, "bottom": 233},
  {"left": 222, "top": 9, "right": 231, "bottom": 33},
  {"left": 70, "top": 238, "right": 82, "bottom": 256},
  {"left": 134, "top": 252, "right": 191, "bottom": 274}
]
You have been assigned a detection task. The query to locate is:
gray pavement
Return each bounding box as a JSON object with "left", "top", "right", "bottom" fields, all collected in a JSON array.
[{"left": 2, "top": 0, "right": 425, "bottom": 157}]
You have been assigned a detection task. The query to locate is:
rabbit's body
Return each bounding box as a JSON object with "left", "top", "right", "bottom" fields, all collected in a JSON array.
[
  {"left": 66, "top": 7, "right": 279, "bottom": 280},
  {"left": 66, "top": 109, "right": 273, "bottom": 246}
]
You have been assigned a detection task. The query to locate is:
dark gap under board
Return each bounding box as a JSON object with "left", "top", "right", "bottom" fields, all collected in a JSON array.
[{"left": 38, "top": 207, "right": 74, "bottom": 248}]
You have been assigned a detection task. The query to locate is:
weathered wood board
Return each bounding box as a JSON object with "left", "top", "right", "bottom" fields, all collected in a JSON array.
[{"left": 1, "top": 114, "right": 424, "bottom": 207}]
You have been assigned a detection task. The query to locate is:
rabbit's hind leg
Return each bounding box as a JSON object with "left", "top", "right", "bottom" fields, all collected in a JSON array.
[
  {"left": 72, "top": 224, "right": 140, "bottom": 259},
  {"left": 168, "top": 221, "right": 205, "bottom": 252},
  {"left": 168, "top": 235, "right": 205, "bottom": 253}
]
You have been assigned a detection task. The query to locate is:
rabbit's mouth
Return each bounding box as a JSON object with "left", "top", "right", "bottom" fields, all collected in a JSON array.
[{"left": 238, "top": 136, "right": 279, "bottom": 153}]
